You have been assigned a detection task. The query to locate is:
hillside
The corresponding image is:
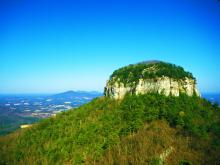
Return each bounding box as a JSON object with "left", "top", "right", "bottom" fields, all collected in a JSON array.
[
  {"left": 0, "top": 91, "right": 102, "bottom": 136},
  {"left": 0, "top": 62, "right": 220, "bottom": 165},
  {"left": 0, "top": 113, "right": 39, "bottom": 136},
  {"left": 1, "top": 94, "right": 220, "bottom": 164}
]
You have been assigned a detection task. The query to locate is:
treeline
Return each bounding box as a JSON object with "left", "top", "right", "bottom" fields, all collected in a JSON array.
[
  {"left": 0, "top": 115, "right": 39, "bottom": 136},
  {"left": 110, "top": 62, "right": 195, "bottom": 85},
  {"left": 0, "top": 93, "right": 220, "bottom": 164}
]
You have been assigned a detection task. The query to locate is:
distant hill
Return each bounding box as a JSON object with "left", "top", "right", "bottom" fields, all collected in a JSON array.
[{"left": 52, "top": 90, "right": 103, "bottom": 98}]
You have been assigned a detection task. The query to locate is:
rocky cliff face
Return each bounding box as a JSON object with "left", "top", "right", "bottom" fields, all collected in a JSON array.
[{"left": 104, "top": 62, "right": 200, "bottom": 99}]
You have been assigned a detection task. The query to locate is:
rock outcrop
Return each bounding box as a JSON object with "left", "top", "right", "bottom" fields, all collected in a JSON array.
[{"left": 104, "top": 61, "right": 200, "bottom": 99}]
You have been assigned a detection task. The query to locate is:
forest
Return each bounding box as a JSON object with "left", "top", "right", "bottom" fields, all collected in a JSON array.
[
  {"left": 0, "top": 93, "right": 220, "bottom": 164},
  {"left": 110, "top": 62, "right": 196, "bottom": 85}
]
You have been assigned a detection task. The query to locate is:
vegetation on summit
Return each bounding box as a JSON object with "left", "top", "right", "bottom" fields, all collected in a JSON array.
[{"left": 110, "top": 62, "right": 195, "bottom": 85}]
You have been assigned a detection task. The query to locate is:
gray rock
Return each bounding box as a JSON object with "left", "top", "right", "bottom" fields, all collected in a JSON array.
[{"left": 104, "top": 76, "right": 200, "bottom": 99}]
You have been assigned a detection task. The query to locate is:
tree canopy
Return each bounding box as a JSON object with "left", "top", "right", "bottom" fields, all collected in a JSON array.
[
  {"left": 110, "top": 62, "right": 196, "bottom": 85},
  {"left": 0, "top": 93, "right": 220, "bottom": 164}
]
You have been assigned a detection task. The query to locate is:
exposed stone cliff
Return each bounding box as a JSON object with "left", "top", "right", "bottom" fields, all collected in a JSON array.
[{"left": 104, "top": 61, "right": 200, "bottom": 99}]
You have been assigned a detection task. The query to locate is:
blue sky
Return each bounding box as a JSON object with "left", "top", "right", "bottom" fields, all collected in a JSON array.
[{"left": 1, "top": 0, "right": 220, "bottom": 93}]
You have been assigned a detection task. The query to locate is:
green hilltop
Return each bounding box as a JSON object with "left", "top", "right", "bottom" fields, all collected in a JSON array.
[
  {"left": 110, "top": 61, "right": 196, "bottom": 85},
  {"left": 0, "top": 62, "right": 220, "bottom": 165}
]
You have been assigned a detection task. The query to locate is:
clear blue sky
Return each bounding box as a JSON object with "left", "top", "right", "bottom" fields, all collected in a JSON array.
[{"left": 1, "top": 0, "right": 220, "bottom": 94}]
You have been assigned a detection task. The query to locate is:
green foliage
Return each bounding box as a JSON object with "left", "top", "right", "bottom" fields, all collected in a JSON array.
[
  {"left": 110, "top": 62, "right": 196, "bottom": 85},
  {"left": 179, "top": 160, "right": 192, "bottom": 165},
  {"left": 0, "top": 115, "right": 39, "bottom": 136},
  {"left": 0, "top": 94, "right": 220, "bottom": 164},
  {"left": 149, "top": 157, "right": 162, "bottom": 165}
]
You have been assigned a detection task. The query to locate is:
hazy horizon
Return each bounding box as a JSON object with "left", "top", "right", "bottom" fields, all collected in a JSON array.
[
  {"left": 1, "top": 0, "right": 220, "bottom": 93},
  {"left": 0, "top": 90, "right": 220, "bottom": 96},
  {"left": 0, "top": 90, "right": 104, "bottom": 95}
]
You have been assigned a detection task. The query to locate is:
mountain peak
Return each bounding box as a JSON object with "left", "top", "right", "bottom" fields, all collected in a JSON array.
[{"left": 104, "top": 61, "right": 200, "bottom": 99}]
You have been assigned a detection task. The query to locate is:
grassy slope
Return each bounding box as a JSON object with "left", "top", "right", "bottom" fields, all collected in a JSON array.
[{"left": 0, "top": 94, "right": 220, "bottom": 165}]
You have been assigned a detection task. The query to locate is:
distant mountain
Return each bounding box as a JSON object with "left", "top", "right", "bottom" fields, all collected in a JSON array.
[{"left": 51, "top": 90, "right": 103, "bottom": 98}]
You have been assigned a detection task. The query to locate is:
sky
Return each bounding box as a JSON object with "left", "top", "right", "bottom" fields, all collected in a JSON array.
[{"left": 0, "top": 0, "right": 220, "bottom": 94}]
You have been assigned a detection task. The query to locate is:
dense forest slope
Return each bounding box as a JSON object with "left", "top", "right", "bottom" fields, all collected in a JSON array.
[
  {"left": 0, "top": 62, "right": 220, "bottom": 165},
  {"left": 0, "top": 113, "right": 39, "bottom": 136},
  {"left": 1, "top": 94, "right": 220, "bottom": 164}
]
